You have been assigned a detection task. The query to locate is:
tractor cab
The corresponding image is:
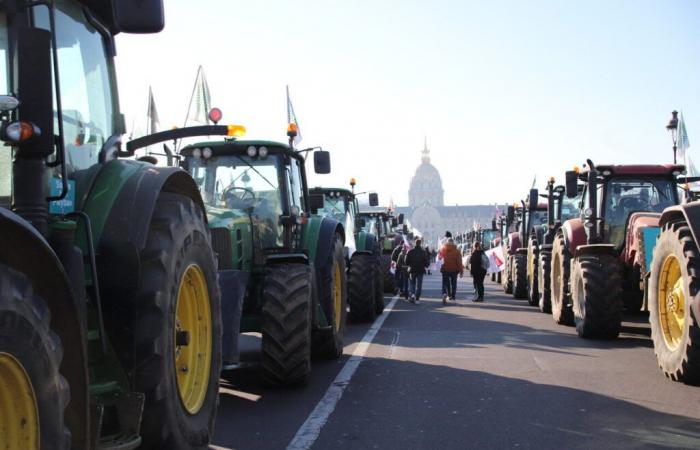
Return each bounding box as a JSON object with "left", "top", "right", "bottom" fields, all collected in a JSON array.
[{"left": 181, "top": 140, "right": 327, "bottom": 255}]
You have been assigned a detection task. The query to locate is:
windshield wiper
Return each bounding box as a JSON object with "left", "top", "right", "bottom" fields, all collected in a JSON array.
[{"left": 232, "top": 155, "right": 276, "bottom": 190}]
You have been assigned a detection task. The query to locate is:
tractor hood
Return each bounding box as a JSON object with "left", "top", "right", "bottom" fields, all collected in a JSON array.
[{"left": 624, "top": 212, "right": 662, "bottom": 270}]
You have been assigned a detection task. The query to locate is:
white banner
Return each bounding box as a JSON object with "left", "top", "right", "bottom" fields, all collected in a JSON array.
[{"left": 485, "top": 247, "right": 505, "bottom": 274}]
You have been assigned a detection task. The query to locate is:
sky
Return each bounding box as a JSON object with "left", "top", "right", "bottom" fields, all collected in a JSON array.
[{"left": 115, "top": 0, "right": 700, "bottom": 207}]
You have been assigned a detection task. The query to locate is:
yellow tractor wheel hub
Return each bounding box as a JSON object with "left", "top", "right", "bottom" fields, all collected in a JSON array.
[
  {"left": 175, "top": 264, "right": 212, "bottom": 415},
  {"left": 0, "top": 352, "right": 39, "bottom": 449},
  {"left": 658, "top": 254, "right": 686, "bottom": 351}
]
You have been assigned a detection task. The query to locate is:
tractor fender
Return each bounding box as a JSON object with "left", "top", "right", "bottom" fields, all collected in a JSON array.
[
  {"left": 561, "top": 218, "right": 586, "bottom": 256},
  {"left": 355, "top": 231, "right": 377, "bottom": 255},
  {"left": 508, "top": 232, "right": 521, "bottom": 255},
  {"left": 0, "top": 208, "right": 89, "bottom": 449},
  {"left": 86, "top": 162, "right": 206, "bottom": 294},
  {"left": 574, "top": 243, "right": 617, "bottom": 259},
  {"left": 304, "top": 215, "right": 344, "bottom": 270}
]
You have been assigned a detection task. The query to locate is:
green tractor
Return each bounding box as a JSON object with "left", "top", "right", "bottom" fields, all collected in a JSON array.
[
  {"left": 522, "top": 189, "right": 552, "bottom": 306},
  {"left": 0, "top": 1, "right": 230, "bottom": 448},
  {"left": 179, "top": 138, "right": 346, "bottom": 386},
  {"left": 357, "top": 210, "right": 404, "bottom": 293},
  {"left": 498, "top": 205, "right": 519, "bottom": 294},
  {"left": 309, "top": 183, "right": 384, "bottom": 322}
]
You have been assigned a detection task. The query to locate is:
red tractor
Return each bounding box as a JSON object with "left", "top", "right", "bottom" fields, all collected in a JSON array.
[{"left": 551, "top": 160, "right": 683, "bottom": 337}]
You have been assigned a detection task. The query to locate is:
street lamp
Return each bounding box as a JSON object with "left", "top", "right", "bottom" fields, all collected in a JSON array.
[{"left": 667, "top": 110, "right": 679, "bottom": 164}]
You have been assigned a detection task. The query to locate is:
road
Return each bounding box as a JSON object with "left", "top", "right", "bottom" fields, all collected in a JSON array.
[{"left": 212, "top": 273, "right": 700, "bottom": 450}]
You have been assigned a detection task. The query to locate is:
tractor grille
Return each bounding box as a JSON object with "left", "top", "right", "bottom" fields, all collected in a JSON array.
[{"left": 211, "top": 227, "right": 233, "bottom": 270}]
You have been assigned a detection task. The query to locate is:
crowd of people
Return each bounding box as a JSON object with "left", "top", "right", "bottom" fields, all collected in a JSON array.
[{"left": 390, "top": 231, "right": 491, "bottom": 304}]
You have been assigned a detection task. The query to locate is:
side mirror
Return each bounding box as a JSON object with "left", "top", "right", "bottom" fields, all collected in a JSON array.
[
  {"left": 113, "top": 0, "right": 165, "bottom": 33},
  {"left": 402, "top": 224, "right": 409, "bottom": 234},
  {"left": 309, "top": 193, "right": 324, "bottom": 213},
  {"left": 528, "top": 189, "right": 538, "bottom": 211},
  {"left": 391, "top": 218, "right": 398, "bottom": 227},
  {"left": 491, "top": 219, "right": 497, "bottom": 231},
  {"left": 397, "top": 213, "right": 405, "bottom": 224},
  {"left": 368, "top": 193, "right": 379, "bottom": 206},
  {"left": 507, "top": 206, "right": 515, "bottom": 223},
  {"left": 313, "top": 150, "right": 331, "bottom": 174},
  {"left": 355, "top": 217, "right": 366, "bottom": 229},
  {"left": 565, "top": 171, "right": 578, "bottom": 198}
]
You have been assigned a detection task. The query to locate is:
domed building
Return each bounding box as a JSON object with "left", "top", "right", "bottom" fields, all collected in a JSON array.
[{"left": 396, "top": 140, "right": 495, "bottom": 249}]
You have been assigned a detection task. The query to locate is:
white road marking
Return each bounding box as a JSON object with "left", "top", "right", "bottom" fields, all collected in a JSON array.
[{"left": 286, "top": 295, "right": 398, "bottom": 450}]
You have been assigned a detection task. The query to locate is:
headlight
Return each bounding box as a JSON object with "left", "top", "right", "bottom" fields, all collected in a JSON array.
[
  {"left": 258, "top": 146, "right": 269, "bottom": 158},
  {"left": 192, "top": 148, "right": 202, "bottom": 158},
  {"left": 602, "top": 170, "right": 612, "bottom": 176},
  {"left": 202, "top": 147, "right": 213, "bottom": 158},
  {"left": 246, "top": 146, "right": 257, "bottom": 157},
  {"left": 584, "top": 207, "right": 594, "bottom": 218},
  {"left": 584, "top": 221, "right": 594, "bottom": 228}
]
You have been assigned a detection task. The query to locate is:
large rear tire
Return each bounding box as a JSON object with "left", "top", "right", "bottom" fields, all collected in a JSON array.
[
  {"left": 538, "top": 251, "right": 552, "bottom": 313},
  {"left": 348, "top": 253, "right": 377, "bottom": 322},
  {"left": 527, "top": 239, "right": 539, "bottom": 306},
  {"left": 512, "top": 253, "right": 528, "bottom": 299},
  {"left": 503, "top": 255, "right": 513, "bottom": 294},
  {"left": 551, "top": 232, "right": 574, "bottom": 325},
  {"left": 0, "top": 264, "right": 70, "bottom": 450},
  {"left": 374, "top": 247, "right": 385, "bottom": 315},
  {"left": 571, "top": 255, "right": 622, "bottom": 339},
  {"left": 131, "top": 193, "right": 222, "bottom": 450},
  {"left": 313, "top": 236, "right": 347, "bottom": 359},
  {"left": 261, "top": 263, "right": 312, "bottom": 385},
  {"left": 648, "top": 222, "right": 700, "bottom": 384}
]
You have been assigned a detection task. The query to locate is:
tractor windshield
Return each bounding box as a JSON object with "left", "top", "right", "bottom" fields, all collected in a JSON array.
[
  {"left": 34, "top": 0, "right": 117, "bottom": 173},
  {"left": 603, "top": 177, "right": 677, "bottom": 248},
  {"left": 0, "top": 12, "right": 9, "bottom": 203},
  {"left": 317, "top": 195, "right": 348, "bottom": 222},
  {"left": 188, "top": 154, "right": 284, "bottom": 247},
  {"left": 362, "top": 216, "right": 379, "bottom": 235},
  {"left": 560, "top": 195, "right": 581, "bottom": 221}
]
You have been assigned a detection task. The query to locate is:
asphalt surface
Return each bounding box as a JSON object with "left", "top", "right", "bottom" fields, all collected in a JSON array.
[{"left": 212, "top": 273, "right": 700, "bottom": 450}]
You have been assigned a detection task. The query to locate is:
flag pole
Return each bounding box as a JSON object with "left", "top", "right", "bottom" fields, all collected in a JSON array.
[{"left": 178, "top": 65, "right": 203, "bottom": 151}]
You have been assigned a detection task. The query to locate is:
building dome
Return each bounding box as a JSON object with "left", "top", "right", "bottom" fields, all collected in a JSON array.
[{"left": 408, "top": 138, "right": 444, "bottom": 208}]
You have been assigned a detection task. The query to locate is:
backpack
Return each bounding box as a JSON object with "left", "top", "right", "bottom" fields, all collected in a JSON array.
[{"left": 481, "top": 252, "right": 490, "bottom": 271}]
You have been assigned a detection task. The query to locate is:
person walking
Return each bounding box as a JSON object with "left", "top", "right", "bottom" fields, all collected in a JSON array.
[
  {"left": 469, "top": 241, "right": 489, "bottom": 302},
  {"left": 439, "top": 237, "right": 463, "bottom": 304},
  {"left": 425, "top": 246, "right": 432, "bottom": 275},
  {"left": 391, "top": 242, "right": 403, "bottom": 294},
  {"left": 396, "top": 245, "right": 409, "bottom": 299},
  {"left": 405, "top": 239, "right": 430, "bottom": 304}
]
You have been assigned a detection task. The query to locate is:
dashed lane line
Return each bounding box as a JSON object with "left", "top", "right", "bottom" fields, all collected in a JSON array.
[{"left": 286, "top": 294, "right": 399, "bottom": 450}]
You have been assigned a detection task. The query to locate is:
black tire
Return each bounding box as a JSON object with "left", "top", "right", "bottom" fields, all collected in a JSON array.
[
  {"left": 313, "top": 236, "right": 348, "bottom": 359},
  {"left": 538, "top": 251, "right": 552, "bottom": 314},
  {"left": 527, "top": 239, "right": 539, "bottom": 306},
  {"left": 648, "top": 222, "right": 700, "bottom": 384},
  {"left": 132, "top": 193, "right": 222, "bottom": 450},
  {"left": 551, "top": 232, "right": 574, "bottom": 325},
  {"left": 381, "top": 254, "right": 395, "bottom": 293},
  {"left": 571, "top": 254, "right": 622, "bottom": 339},
  {"left": 0, "top": 264, "right": 70, "bottom": 450},
  {"left": 374, "top": 247, "right": 385, "bottom": 315},
  {"left": 261, "top": 263, "right": 312, "bottom": 385},
  {"left": 348, "top": 253, "right": 377, "bottom": 322},
  {"left": 513, "top": 253, "right": 528, "bottom": 299},
  {"left": 503, "top": 256, "right": 513, "bottom": 294}
]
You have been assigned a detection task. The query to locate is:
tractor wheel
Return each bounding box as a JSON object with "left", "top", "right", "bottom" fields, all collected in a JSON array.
[
  {"left": 503, "top": 257, "right": 513, "bottom": 294},
  {"left": 571, "top": 255, "right": 622, "bottom": 339},
  {"left": 512, "top": 253, "right": 528, "bottom": 299},
  {"left": 527, "top": 239, "right": 539, "bottom": 306},
  {"left": 374, "top": 248, "right": 385, "bottom": 315},
  {"left": 261, "top": 263, "right": 312, "bottom": 385},
  {"left": 381, "top": 254, "right": 395, "bottom": 293},
  {"left": 648, "top": 222, "right": 700, "bottom": 384},
  {"left": 133, "top": 193, "right": 221, "bottom": 450},
  {"left": 313, "top": 236, "right": 347, "bottom": 359},
  {"left": 538, "top": 251, "right": 552, "bottom": 314},
  {"left": 551, "top": 232, "right": 574, "bottom": 325},
  {"left": 348, "top": 253, "right": 377, "bottom": 322},
  {"left": 0, "top": 264, "right": 70, "bottom": 450}
]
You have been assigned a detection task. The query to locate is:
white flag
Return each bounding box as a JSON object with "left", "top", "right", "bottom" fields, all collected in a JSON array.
[{"left": 185, "top": 66, "right": 212, "bottom": 126}]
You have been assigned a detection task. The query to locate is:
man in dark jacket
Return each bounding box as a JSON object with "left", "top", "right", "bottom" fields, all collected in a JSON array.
[
  {"left": 396, "top": 245, "right": 409, "bottom": 299},
  {"left": 391, "top": 241, "right": 404, "bottom": 294},
  {"left": 405, "top": 239, "right": 430, "bottom": 304},
  {"left": 469, "top": 242, "right": 488, "bottom": 302}
]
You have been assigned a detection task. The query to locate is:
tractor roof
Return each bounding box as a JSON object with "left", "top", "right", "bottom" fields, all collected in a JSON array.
[
  {"left": 592, "top": 164, "right": 685, "bottom": 176},
  {"left": 180, "top": 139, "right": 292, "bottom": 157},
  {"left": 311, "top": 187, "right": 353, "bottom": 196}
]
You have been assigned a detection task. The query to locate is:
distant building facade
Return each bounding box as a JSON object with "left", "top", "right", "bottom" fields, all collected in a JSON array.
[{"left": 395, "top": 140, "right": 494, "bottom": 248}]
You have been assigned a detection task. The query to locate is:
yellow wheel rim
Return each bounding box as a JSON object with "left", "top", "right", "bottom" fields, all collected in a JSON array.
[
  {"left": 0, "top": 352, "right": 39, "bottom": 449},
  {"left": 175, "top": 264, "right": 212, "bottom": 415},
  {"left": 658, "top": 254, "right": 686, "bottom": 351},
  {"left": 333, "top": 260, "right": 343, "bottom": 331}
]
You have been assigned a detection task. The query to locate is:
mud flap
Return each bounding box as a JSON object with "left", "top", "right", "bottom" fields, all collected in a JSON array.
[{"left": 220, "top": 269, "right": 250, "bottom": 366}]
